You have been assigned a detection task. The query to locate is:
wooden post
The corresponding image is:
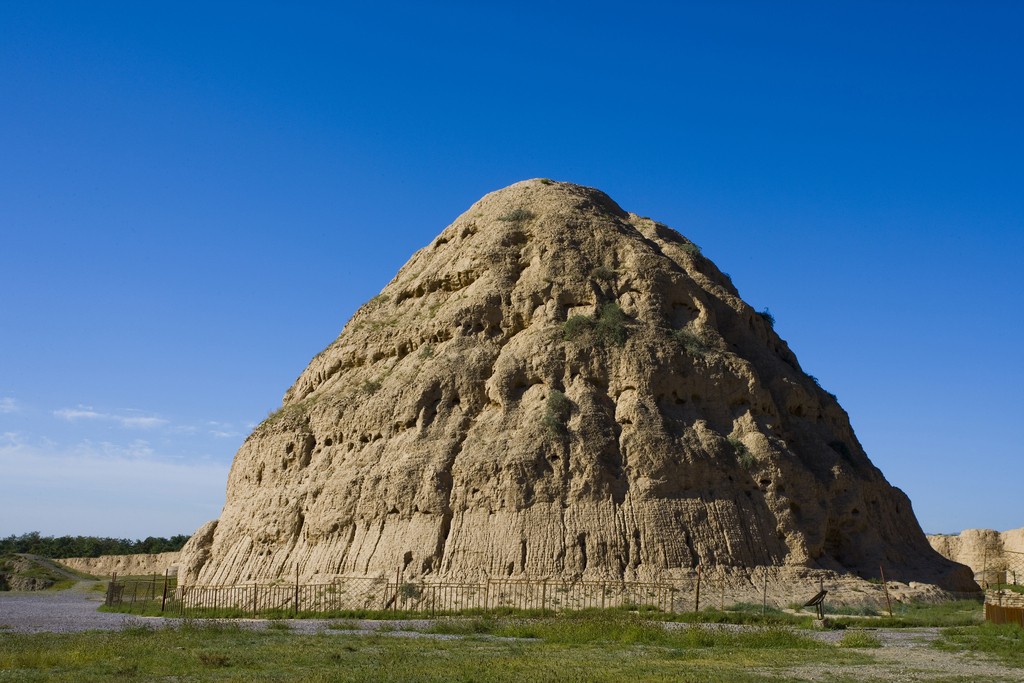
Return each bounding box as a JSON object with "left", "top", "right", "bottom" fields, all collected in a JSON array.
[
  {"left": 252, "top": 584, "right": 257, "bottom": 619},
  {"left": 762, "top": 571, "right": 768, "bottom": 616},
  {"left": 983, "top": 547, "right": 989, "bottom": 590},
  {"left": 107, "top": 571, "right": 118, "bottom": 607},
  {"left": 880, "top": 566, "right": 893, "bottom": 618},
  {"left": 541, "top": 580, "right": 547, "bottom": 618},
  {"left": 694, "top": 565, "right": 702, "bottom": 613},
  {"left": 394, "top": 568, "right": 400, "bottom": 616},
  {"left": 483, "top": 578, "right": 489, "bottom": 616},
  {"left": 601, "top": 582, "right": 606, "bottom": 610},
  {"left": 161, "top": 568, "right": 169, "bottom": 612},
  {"left": 720, "top": 576, "right": 725, "bottom": 611},
  {"left": 294, "top": 564, "right": 299, "bottom": 617}
]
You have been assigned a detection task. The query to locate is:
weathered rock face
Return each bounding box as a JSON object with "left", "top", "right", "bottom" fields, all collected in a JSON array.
[{"left": 181, "top": 180, "right": 976, "bottom": 592}]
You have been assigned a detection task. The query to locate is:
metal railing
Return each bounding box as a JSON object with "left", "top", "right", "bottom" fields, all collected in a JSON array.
[{"left": 104, "top": 567, "right": 982, "bottom": 619}]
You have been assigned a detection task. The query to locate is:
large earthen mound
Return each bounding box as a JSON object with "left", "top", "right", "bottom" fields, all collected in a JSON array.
[{"left": 181, "top": 180, "right": 975, "bottom": 592}]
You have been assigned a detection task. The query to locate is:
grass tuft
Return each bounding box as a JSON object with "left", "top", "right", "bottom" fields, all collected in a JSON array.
[
  {"left": 728, "top": 438, "right": 757, "bottom": 471},
  {"left": 198, "top": 652, "right": 230, "bottom": 666},
  {"left": 837, "top": 631, "right": 882, "bottom": 648},
  {"left": 757, "top": 308, "right": 775, "bottom": 328},
  {"left": 590, "top": 265, "right": 615, "bottom": 281}
]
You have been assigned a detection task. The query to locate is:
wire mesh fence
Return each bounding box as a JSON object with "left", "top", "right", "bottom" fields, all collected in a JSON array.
[
  {"left": 980, "top": 548, "right": 1024, "bottom": 589},
  {"left": 103, "top": 566, "right": 982, "bottom": 619}
]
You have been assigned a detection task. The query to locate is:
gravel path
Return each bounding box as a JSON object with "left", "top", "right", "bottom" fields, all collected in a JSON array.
[
  {"left": 0, "top": 583, "right": 129, "bottom": 633},
  {"left": 0, "top": 584, "right": 452, "bottom": 636}
]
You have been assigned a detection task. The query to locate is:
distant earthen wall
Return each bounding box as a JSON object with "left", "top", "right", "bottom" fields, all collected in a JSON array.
[
  {"left": 58, "top": 552, "right": 180, "bottom": 577},
  {"left": 928, "top": 528, "right": 1024, "bottom": 579}
]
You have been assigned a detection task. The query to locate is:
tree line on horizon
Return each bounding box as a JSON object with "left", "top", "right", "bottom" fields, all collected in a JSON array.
[{"left": 0, "top": 532, "right": 191, "bottom": 558}]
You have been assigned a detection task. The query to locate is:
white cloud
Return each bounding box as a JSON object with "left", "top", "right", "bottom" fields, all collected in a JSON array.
[
  {"left": 0, "top": 438, "right": 229, "bottom": 538},
  {"left": 210, "top": 430, "right": 240, "bottom": 438},
  {"left": 53, "top": 407, "right": 166, "bottom": 428},
  {"left": 118, "top": 416, "right": 168, "bottom": 428},
  {"left": 54, "top": 408, "right": 106, "bottom": 420},
  {"left": 0, "top": 398, "right": 19, "bottom": 414}
]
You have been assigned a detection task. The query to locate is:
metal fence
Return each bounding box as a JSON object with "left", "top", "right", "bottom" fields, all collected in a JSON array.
[
  {"left": 979, "top": 548, "right": 1024, "bottom": 589},
  {"left": 104, "top": 567, "right": 981, "bottom": 619}
]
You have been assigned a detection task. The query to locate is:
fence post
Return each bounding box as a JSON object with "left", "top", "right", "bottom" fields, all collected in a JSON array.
[
  {"left": 762, "top": 571, "right": 768, "bottom": 616},
  {"left": 294, "top": 565, "right": 299, "bottom": 617},
  {"left": 694, "top": 565, "right": 702, "bottom": 613},
  {"left": 394, "top": 568, "right": 400, "bottom": 616},
  {"left": 541, "top": 580, "right": 547, "bottom": 618},
  {"left": 483, "top": 578, "right": 489, "bottom": 616},
  {"left": 880, "top": 566, "right": 893, "bottom": 617},
  {"left": 161, "top": 568, "right": 168, "bottom": 613}
]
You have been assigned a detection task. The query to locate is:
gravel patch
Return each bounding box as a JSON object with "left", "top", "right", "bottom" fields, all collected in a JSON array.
[
  {"left": 0, "top": 584, "right": 131, "bottom": 633},
  {"left": 0, "top": 586, "right": 471, "bottom": 638}
]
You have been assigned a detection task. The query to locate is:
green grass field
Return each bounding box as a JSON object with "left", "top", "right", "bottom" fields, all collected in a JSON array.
[
  {"left": 0, "top": 618, "right": 870, "bottom": 682},
  {"left": 2, "top": 612, "right": 1022, "bottom": 681}
]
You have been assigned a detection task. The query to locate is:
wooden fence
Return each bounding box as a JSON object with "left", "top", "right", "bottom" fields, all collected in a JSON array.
[{"left": 984, "top": 602, "right": 1024, "bottom": 627}]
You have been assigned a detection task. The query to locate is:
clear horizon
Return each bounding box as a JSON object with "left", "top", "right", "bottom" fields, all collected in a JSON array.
[{"left": 1, "top": 2, "right": 1021, "bottom": 539}]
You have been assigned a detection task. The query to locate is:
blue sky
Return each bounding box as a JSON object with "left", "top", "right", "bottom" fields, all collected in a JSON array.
[{"left": 1, "top": 2, "right": 1020, "bottom": 539}]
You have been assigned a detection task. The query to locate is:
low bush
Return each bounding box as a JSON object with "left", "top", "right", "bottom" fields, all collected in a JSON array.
[
  {"left": 541, "top": 391, "right": 572, "bottom": 436},
  {"left": 757, "top": 308, "right": 775, "bottom": 328},
  {"left": 563, "top": 302, "right": 628, "bottom": 347},
  {"left": 728, "top": 438, "right": 757, "bottom": 471},
  {"left": 497, "top": 209, "right": 535, "bottom": 223},
  {"left": 679, "top": 242, "right": 701, "bottom": 257},
  {"left": 590, "top": 265, "right": 615, "bottom": 281},
  {"left": 672, "top": 328, "right": 709, "bottom": 358}
]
